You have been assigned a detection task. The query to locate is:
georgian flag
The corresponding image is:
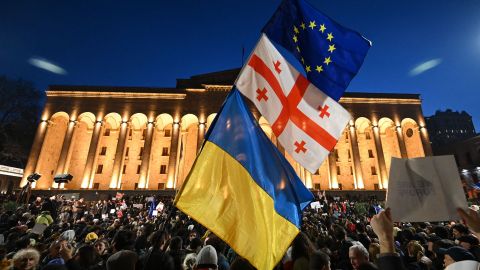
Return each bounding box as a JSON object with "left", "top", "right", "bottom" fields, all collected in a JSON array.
[{"left": 236, "top": 34, "right": 351, "bottom": 173}]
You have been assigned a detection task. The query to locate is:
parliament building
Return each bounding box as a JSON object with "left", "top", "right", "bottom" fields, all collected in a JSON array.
[{"left": 21, "top": 69, "right": 432, "bottom": 191}]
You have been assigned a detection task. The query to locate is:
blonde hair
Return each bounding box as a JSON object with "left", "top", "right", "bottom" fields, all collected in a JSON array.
[
  {"left": 12, "top": 248, "right": 40, "bottom": 265},
  {"left": 368, "top": 243, "right": 380, "bottom": 263},
  {"left": 407, "top": 240, "right": 424, "bottom": 259}
]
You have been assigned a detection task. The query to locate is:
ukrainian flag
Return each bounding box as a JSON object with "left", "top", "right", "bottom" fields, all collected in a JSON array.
[{"left": 175, "top": 89, "right": 313, "bottom": 269}]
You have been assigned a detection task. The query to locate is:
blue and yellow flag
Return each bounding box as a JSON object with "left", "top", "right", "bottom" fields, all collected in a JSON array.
[
  {"left": 263, "top": 0, "right": 371, "bottom": 101},
  {"left": 175, "top": 89, "right": 313, "bottom": 269}
]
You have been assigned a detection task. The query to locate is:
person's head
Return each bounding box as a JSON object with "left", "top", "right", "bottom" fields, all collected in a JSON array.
[
  {"left": 439, "top": 246, "right": 476, "bottom": 267},
  {"left": 76, "top": 245, "right": 97, "bottom": 268},
  {"left": 189, "top": 238, "right": 202, "bottom": 253},
  {"left": 309, "top": 250, "right": 331, "bottom": 270},
  {"left": 112, "top": 230, "right": 136, "bottom": 252},
  {"left": 189, "top": 231, "right": 198, "bottom": 241},
  {"left": 205, "top": 235, "right": 227, "bottom": 255},
  {"left": 49, "top": 239, "right": 67, "bottom": 258},
  {"left": 291, "top": 232, "right": 315, "bottom": 261},
  {"left": 12, "top": 248, "right": 40, "bottom": 270},
  {"left": 333, "top": 225, "right": 347, "bottom": 241},
  {"left": 195, "top": 245, "right": 217, "bottom": 269},
  {"left": 458, "top": 235, "right": 479, "bottom": 250},
  {"left": 349, "top": 243, "right": 369, "bottom": 270},
  {"left": 169, "top": 236, "right": 183, "bottom": 251},
  {"left": 407, "top": 240, "right": 424, "bottom": 259},
  {"left": 452, "top": 224, "right": 469, "bottom": 239},
  {"left": 94, "top": 239, "right": 110, "bottom": 255}
]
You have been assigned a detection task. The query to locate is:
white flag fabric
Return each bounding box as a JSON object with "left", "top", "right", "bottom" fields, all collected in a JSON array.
[
  {"left": 236, "top": 34, "right": 351, "bottom": 173},
  {"left": 386, "top": 156, "right": 468, "bottom": 222}
]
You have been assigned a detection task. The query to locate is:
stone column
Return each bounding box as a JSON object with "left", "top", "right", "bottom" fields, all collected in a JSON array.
[
  {"left": 396, "top": 126, "right": 408, "bottom": 158},
  {"left": 110, "top": 122, "right": 129, "bottom": 189},
  {"left": 327, "top": 152, "right": 338, "bottom": 189},
  {"left": 81, "top": 120, "right": 103, "bottom": 189},
  {"left": 21, "top": 120, "right": 49, "bottom": 187},
  {"left": 197, "top": 123, "right": 206, "bottom": 153},
  {"left": 372, "top": 126, "right": 388, "bottom": 189},
  {"left": 138, "top": 122, "right": 155, "bottom": 189},
  {"left": 167, "top": 123, "right": 180, "bottom": 189},
  {"left": 349, "top": 125, "right": 364, "bottom": 189},
  {"left": 419, "top": 126, "right": 433, "bottom": 156},
  {"left": 52, "top": 120, "right": 76, "bottom": 188}
]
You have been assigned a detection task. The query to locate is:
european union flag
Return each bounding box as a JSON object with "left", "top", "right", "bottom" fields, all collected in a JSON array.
[{"left": 263, "top": 0, "right": 371, "bottom": 101}]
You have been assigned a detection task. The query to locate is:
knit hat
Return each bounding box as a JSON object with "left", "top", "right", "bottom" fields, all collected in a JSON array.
[
  {"left": 106, "top": 250, "right": 138, "bottom": 270},
  {"left": 85, "top": 232, "right": 98, "bottom": 243},
  {"left": 196, "top": 245, "right": 217, "bottom": 267},
  {"left": 438, "top": 246, "right": 476, "bottom": 262},
  {"left": 60, "top": 230, "right": 75, "bottom": 242}
]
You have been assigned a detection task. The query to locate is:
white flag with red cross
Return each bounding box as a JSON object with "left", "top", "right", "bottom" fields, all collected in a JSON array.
[{"left": 236, "top": 34, "right": 351, "bottom": 173}]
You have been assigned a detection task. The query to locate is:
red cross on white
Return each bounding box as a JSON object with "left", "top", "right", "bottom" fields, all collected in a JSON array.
[{"left": 236, "top": 34, "right": 351, "bottom": 173}]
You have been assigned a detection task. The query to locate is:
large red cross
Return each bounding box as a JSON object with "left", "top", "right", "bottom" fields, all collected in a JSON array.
[
  {"left": 248, "top": 54, "right": 336, "bottom": 151},
  {"left": 318, "top": 105, "right": 330, "bottom": 118}
]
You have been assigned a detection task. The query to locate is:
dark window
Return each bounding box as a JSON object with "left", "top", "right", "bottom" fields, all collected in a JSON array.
[
  {"left": 158, "top": 183, "right": 165, "bottom": 190},
  {"left": 374, "top": 184, "right": 380, "bottom": 190},
  {"left": 160, "top": 165, "right": 167, "bottom": 174},
  {"left": 335, "top": 149, "right": 339, "bottom": 161},
  {"left": 338, "top": 183, "right": 343, "bottom": 190},
  {"left": 371, "top": 166, "right": 377, "bottom": 175},
  {"left": 122, "top": 165, "right": 126, "bottom": 174},
  {"left": 104, "top": 129, "right": 110, "bottom": 136},
  {"left": 136, "top": 165, "right": 141, "bottom": 174},
  {"left": 125, "top": 147, "right": 130, "bottom": 157},
  {"left": 314, "top": 183, "right": 321, "bottom": 190},
  {"left": 96, "top": 165, "right": 103, "bottom": 174},
  {"left": 348, "top": 150, "right": 351, "bottom": 161},
  {"left": 350, "top": 166, "right": 353, "bottom": 175},
  {"left": 368, "top": 149, "right": 374, "bottom": 158},
  {"left": 142, "top": 129, "right": 146, "bottom": 140},
  {"left": 365, "top": 132, "right": 371, "bottom": 140},
  {"left": 93, "top": 183, "right": 100, "bottom": 190},
  {"left": 406, "top": 128, "right": 414, "bottom": 138},
  {"left": 337, "top": 166, "right": 341, "bottom": 175},
  {"left": 100, "top": 147, "right": 107, "bottom": 156},
  {"left": 164, "top": 129, "right": 171, "bottom": 137},
  {"left": 139, "top": 147, "right": 144, "bottom": 159},
  {"left": 162, "top": 147, "right": 169, "bottom": 156},
  {"left": 128, "top": 129, "right": 133, "bottom": 139},
  {"left": 134, "top": 183, "right": 139, "bottom": 190}
]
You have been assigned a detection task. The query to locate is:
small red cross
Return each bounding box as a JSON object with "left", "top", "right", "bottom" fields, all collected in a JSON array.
[
  {"left": 256, "top": 88, "right": 268, "bottom": 102},
  {"left": 294, "top": 140, "right": 307, "bottom": 153},
  {"left": 274, "top": 60, "right": 282, "bottom": 74},
  {"left": 318, "top": 104, "right": 331, "bottom": 118}
]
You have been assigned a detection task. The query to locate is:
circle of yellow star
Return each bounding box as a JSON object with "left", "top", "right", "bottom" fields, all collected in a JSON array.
[
  {"left": 319, "top": 24, "right": 326, "bottom": 33},
  {"left": 316, "top": 65, "right": 324, "bottom": 73},
  {"left": 324, "top": 56, "right": 332, "bottom": 65},
  {"left": 300, "top": 22, "right": 306, "bottom": 30},
  {"left": 306, "top": 65, "right": 311, "bottom": 72},
  {"left": 301, "top": 57, "right": 305, "bottom": 64},
  {"left": 296, "top": 46, "right": 301, "bottom": 52},
  {"left": 294, "top": 26, "right": 299, "bottom": 34},
  {"left": 293, "top": 35, "right": 298, "bottom": 43},
  {"left": 328, "top": 44, "right": 336, "bottom": 53},
  {"left": 326, "top": 33, "right": 334, "bottom": 42},
  {"left": 309, "top": 21, "right": 316, "bottom": 30}
]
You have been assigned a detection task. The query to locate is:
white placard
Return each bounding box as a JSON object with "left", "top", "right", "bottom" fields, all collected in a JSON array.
[{"left": 386, "top": 156, "right": 468, "bottom": 222}]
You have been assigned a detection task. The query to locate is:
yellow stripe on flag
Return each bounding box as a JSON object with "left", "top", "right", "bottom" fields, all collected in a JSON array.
[{"left": 175, "top": 141, "right": 300, "bottom": 269}]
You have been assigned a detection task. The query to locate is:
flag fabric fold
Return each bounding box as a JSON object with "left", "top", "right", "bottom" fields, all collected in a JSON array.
[
  {"left": 236, "top": 34, "right": 351, "bottom": 173},
  {"left": 175, "top": 89, "right": 313, "bottom": 270},
  {"left": 263, "top": 0, "right": 371, "bottom": 100}
]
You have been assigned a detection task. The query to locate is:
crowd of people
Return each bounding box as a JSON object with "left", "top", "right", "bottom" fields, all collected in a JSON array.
[{"left": 0, "top": 192, "right": 479, "bottom": 270}]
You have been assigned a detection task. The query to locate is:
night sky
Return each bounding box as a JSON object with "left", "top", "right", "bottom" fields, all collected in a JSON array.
[{"left": 1, "top": 1, "right": 480, "bottom": 128}]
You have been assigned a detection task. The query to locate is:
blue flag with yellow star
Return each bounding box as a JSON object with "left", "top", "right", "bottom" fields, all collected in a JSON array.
[{"left": 263, "top": 0, "right": 371, "bottom": 101}]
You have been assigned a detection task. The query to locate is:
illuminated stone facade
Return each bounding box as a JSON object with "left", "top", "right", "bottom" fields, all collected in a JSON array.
[{"left": 22, "top": 69, "right": 432, "bottom": 191}]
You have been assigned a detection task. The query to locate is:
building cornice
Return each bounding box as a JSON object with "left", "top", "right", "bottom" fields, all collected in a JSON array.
[
  {"left": 46, "top": 91, "right": 186, "bottom": 99},
  {"left": 339, "top": 97, "right": 421, "bottom": 105}
]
